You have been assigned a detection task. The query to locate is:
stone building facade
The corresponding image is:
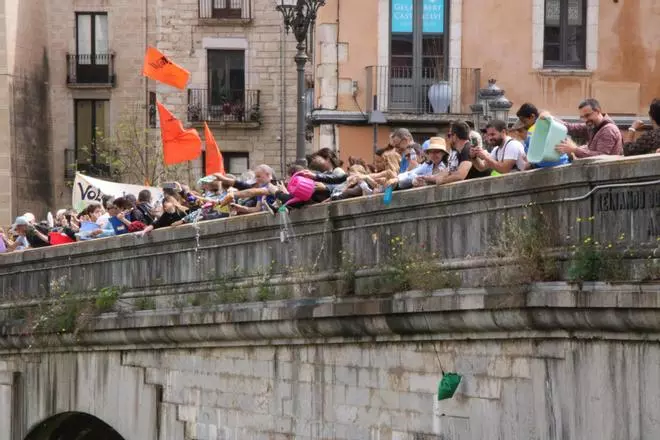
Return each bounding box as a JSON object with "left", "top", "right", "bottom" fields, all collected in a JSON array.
[
  {"left": 155, "top": 0, "right": 299, "bottom": 182},
  {"left": 311, "top": 0, "right": 660, "bottom": 164},
  {"left": 0, "top": 0, "right": 300, "bottom": 225},
  {"left": 0, "top": 0, "right": 51, "bottom": 226}
]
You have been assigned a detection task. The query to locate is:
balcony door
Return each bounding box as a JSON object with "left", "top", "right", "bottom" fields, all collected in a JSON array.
[
  {"left": 75, "top": 100, "right": 110, "bottom": 176},
  {"left": 390, "top": 0, "right": 447, "bottom": 112},
  {"left": 208, "top": 50, "right": 245, "bottom": 120},
  {"left": 76, "top": 13, "right": 109, "bottom": 83}
]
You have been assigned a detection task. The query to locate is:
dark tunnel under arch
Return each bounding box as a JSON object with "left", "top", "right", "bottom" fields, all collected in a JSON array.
[{"left": 24, "top": 412, "right": 126, "bottom": 440}]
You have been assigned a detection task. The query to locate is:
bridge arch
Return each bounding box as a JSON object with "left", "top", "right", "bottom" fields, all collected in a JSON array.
[{"left": 24, "top": 412, "right": 126, "bottom": 440}]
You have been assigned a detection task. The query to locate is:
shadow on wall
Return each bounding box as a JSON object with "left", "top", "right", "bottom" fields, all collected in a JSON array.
[
  {"left": 23, "top": 412, "right": 126, "bottom": 440},
  {"left": 10, "top": 48, "right": 52, "bottom": 220}
]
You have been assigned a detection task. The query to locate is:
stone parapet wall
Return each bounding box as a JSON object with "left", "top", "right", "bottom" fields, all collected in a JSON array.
[{"left": 0, "top": 155, "right": 659, "bottom": 300}]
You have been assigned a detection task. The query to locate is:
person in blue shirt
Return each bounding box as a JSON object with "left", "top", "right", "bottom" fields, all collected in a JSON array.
[
  {"left": 388, "top": 137, "right": 450, "bottom": 189},
  {"left": 516, "top": 103, "right": 570, "bottom": 168}
]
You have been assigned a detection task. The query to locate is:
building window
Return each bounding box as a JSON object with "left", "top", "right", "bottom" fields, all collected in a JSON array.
[
  {"left": 74, "top": 13, "right": 112, "bottom": 84},
  {"left": 202, "top": 152, "right": 249, "bottom": 176},
  {"left": 199, "top": 0, "right": 245, "bottom": 19},
  {"left": 543, "top": 0, "right": 586, "bottom": 68},
  {"left": 75, "top": 99, "right": 111, "bottom": 177},
  {"left": 188, "top": 50, "right": 247, "bottom": 122},
  {"left": 389, "top": 0, "right": 447, "bottom": 112},
  {"left": 148, "top": 92, "right": 157, "bottom": 128},
  {"left": 208, "top": 49, "right": 245, "bottom": 105}
]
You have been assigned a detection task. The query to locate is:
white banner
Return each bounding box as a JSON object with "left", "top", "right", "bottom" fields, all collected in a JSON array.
[{"left": 72, "top": 173, "right": 163, "bottom": 212}]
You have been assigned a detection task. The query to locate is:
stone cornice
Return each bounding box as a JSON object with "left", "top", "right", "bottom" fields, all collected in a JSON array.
[{"left": 2, "top": 283, "right": 659, "bottom": 353}]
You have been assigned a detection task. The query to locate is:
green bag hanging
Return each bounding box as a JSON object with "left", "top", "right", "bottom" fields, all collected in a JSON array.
[{"left": 437, "top": 372, "right": 462, "bottom": 400}]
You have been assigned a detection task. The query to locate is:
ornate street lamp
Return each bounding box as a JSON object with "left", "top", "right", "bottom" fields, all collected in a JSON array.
[
  {"left": 475, "top": 79, "right": 512, "bottom": 125},
  {"left": 275, "top": 0, "right": 326, "bottom": 165},
  {"left": 489, "top": 95, "right": 513, "bottom": 123}
]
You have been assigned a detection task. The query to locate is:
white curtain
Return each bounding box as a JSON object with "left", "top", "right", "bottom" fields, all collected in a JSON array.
[
  {"left": 95, "top": 15, "right": 109, "bottom": 65},
  {"left": 77, "top": 15, "right": 92, "bottom": 64}
]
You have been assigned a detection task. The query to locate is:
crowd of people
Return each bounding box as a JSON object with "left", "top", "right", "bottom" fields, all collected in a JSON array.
[{"left": 1, "top": 98, "right": 659, "bottom": 254}]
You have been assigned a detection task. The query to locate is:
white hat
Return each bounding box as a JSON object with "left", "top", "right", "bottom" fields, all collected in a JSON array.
[
  {"left": 23, "top": 213, "right": 36, "bottom": 224},
  {"left": 13, "top": 216, "right": 29, "bottom": 227}
]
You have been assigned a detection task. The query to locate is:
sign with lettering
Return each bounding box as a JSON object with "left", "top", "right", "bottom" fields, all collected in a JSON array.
[
  {"left": 596, "top": 188, "right": 660, "bottom": 213},
  {"left": 391, "top": 0, "right": 444, "bottom": 33},
  {"left": 594, "top": 186, "right": 660, "bottom": 240},
  {"left": 72, "top": 173, "right": 162, "bottom": 212}
]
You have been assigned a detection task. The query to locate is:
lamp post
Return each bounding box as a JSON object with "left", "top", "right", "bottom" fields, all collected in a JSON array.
[
  {"left": 489, "top": 95, "right": 513, "bottom": 123},
  {"left": 275, "top": 0, "right": 326, "bottom": 165},
  {"left": 474, "top": 79, "right": 513, "bottom": 126},
  {"left": 368, "top": 109, "right": 387, "bottom": 162}
]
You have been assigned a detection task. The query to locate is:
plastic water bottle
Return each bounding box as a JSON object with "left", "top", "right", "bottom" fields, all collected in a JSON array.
[{"left": 383, "top": 186, "right": 394, "bottom": 205}]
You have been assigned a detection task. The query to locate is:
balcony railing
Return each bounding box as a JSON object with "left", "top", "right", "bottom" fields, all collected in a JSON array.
[
  {"left": 365, "top": 66, "right": 481, "bottom": 115},
  {"left": 199, "top": 0, "right": 252, "bottom": 20},
  {"left": 66, "top": 53, "right": 116, "bottom": 86},
  {"left": 65, "top": 148, "right": 112, "bottom": 179},
  {"left": 187, "top": 88, "right": 261, "bottom": 124}
]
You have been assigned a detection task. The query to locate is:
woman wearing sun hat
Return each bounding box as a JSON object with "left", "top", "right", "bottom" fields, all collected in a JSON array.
[{"left": 387, "top": 137, "right": 450, "bottom": 189}]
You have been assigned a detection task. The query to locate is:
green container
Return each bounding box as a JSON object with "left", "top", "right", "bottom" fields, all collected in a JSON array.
[{"left": 437, "top": 372, "right": 462, "bottom": 400}]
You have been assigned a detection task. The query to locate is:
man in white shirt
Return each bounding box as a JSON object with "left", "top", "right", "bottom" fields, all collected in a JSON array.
[{"left": 472, "top": 119, "right": 529, "bottom": 175}]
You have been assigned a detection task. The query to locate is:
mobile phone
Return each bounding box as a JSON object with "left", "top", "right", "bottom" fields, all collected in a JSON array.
[{"left": 162, "top": 182, "right": 178, "bottom": 190}]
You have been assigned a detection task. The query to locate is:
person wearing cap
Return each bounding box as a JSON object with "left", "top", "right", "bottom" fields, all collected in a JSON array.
[
  {"left": 5, "top": 217, "right": 32, "bottom": 251},
  {"left": 387, "top": 137, "right": 450, "bottom": 189},
  {"left": 20, "top": 212, "right": 50, "bottom": 248}
]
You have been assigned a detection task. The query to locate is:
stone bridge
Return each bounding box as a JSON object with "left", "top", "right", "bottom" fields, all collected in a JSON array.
[{"left": 0, "top": 155, "right": 659, "bottom": 440}]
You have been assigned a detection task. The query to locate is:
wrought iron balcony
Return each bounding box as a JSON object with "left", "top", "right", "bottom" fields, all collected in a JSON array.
[
  {"left": 67, "top": 53, "right": 116, "bottom": 87},
  {"left": 187, "top": 88, "right": 261, "bottom": 124},
  {"left": 365, "top": 66, "right": 481, "bottom": 117},
  {"left": 64, "top": 148, "right": 112, "bottom": 179},
  {"left": 199, "top": 0, "right": 252, "bottom": 21}
]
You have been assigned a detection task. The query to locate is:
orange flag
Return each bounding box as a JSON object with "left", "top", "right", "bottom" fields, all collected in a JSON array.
[
  {"left": 157, "top": 101, "right": 202, "bottom": 165},
  {"left": 204, "top": 123, "right": 225, "bottom": 175},
  {"left": 143, "top": 46, "right": 190, "bottom": 90}
]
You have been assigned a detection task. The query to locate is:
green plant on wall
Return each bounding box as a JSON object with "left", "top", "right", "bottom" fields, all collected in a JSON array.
[
  {"left": 383, "top": 235, "right": 461, "bottom": 293},
  {"left": 486, "top": 208, "right": 557, "bottom": 286},
  {"left": 568, "top": 224, "right": 630, "bottom": 282}
]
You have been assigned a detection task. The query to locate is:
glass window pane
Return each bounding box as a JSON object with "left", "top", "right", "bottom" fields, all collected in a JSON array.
[
  {"left": 227, "top": 155, "right": 249, "bottom": 175},
  {"left": 567, "top": 0, "right": 584, "bottom": 25},
  {"left": 544, "top": 26, "right": 561, "bottom": 45},
  {"left": 391, "top": 34, "right": 413, "bottom": 56},
  {"left": 94, "top": 101, "right": 109, "bottom": 139},
  {"left": 544, "top": 0, "right": 560, "bottom": 26},
  {"left": 77, "top": 15, "right": 92, "bottom": 64},
  {"left": 566, "top": 26, "right": 585, "bottom": 63},
  {"left": 543, "top": 45, "right": 561, "bottom": 63},
  {"left": 95, "top": 14, "right": 109, "bottom": 64},
  {"left": 76, "top": 101, "right": 93, "bottom": 164}
]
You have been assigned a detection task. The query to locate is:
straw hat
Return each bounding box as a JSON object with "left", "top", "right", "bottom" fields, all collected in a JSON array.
[{"left": 425, "top": 137, "right": 449, "bottom": 154}]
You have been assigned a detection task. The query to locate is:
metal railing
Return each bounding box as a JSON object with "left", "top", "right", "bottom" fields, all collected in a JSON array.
[
  {"left": 187, "top": 88, "right": 261, "bottom": 123},
  {"left": 66, "top": 53, "right": 116, "bottom": 86},
  {"left": 199, "top": 0, "right": 252, "bottom": 20},
  {"left": 64, "top": 148, "right": 112, "bottom": 179},
  {"left": 365, "top": 66, "right": 481, "bottom": 115}
]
